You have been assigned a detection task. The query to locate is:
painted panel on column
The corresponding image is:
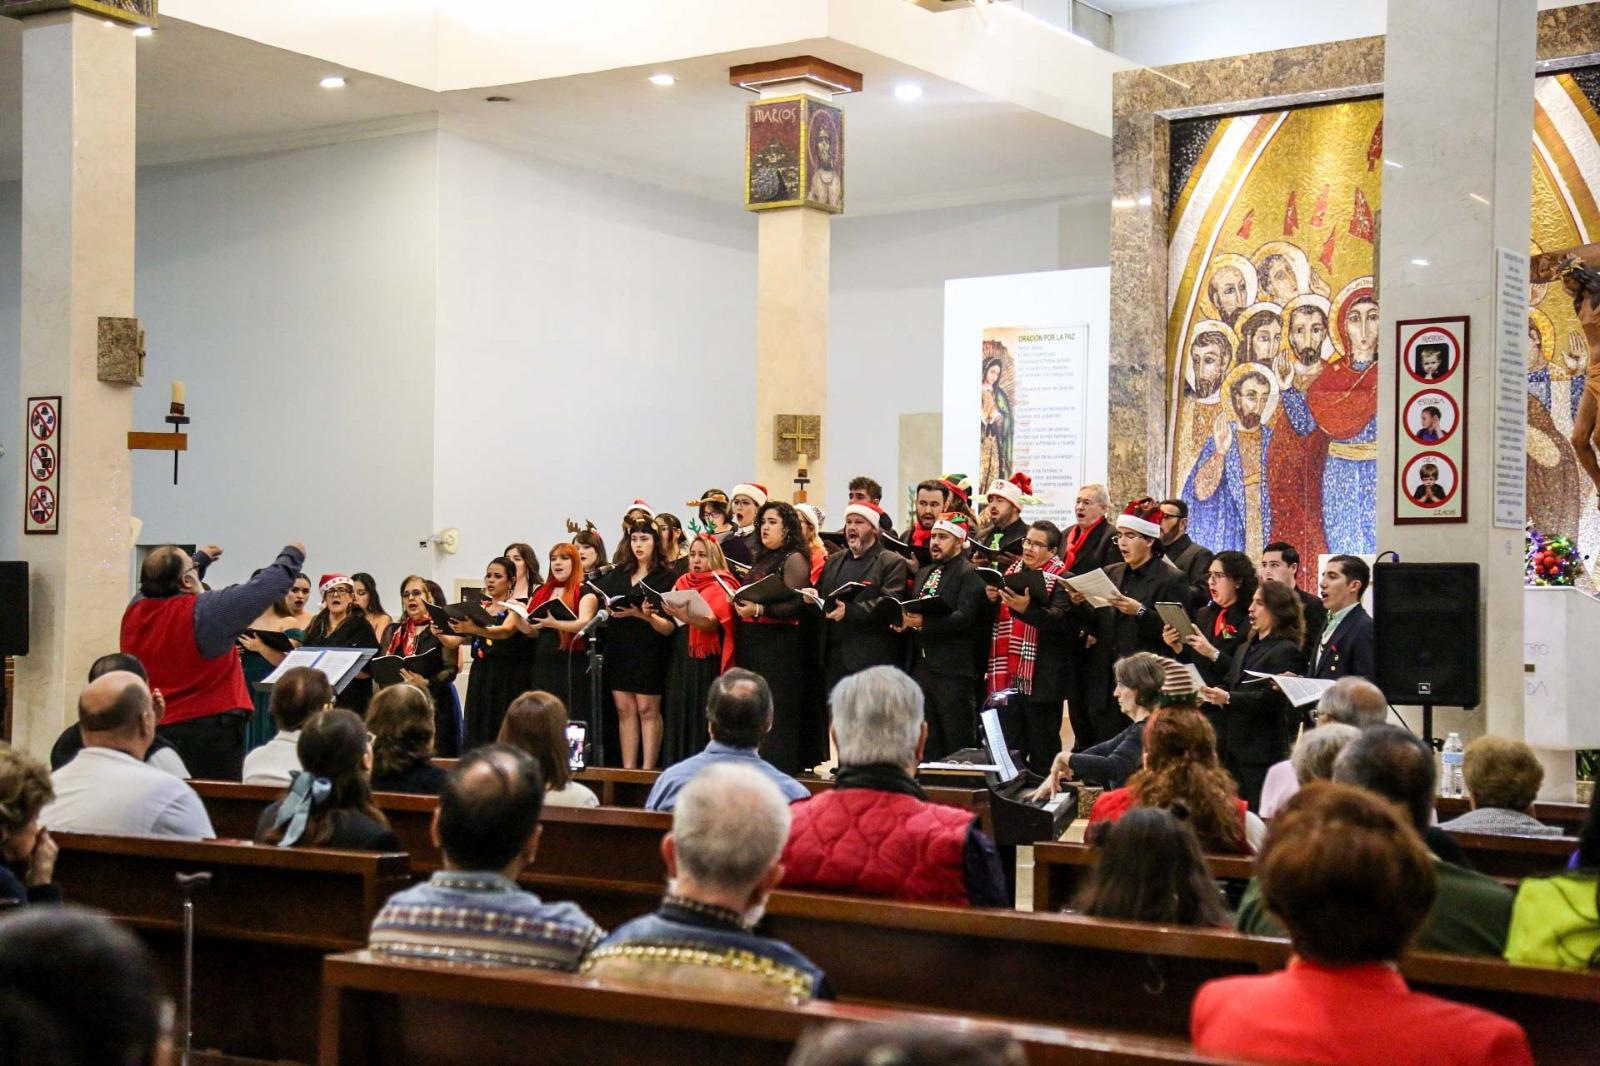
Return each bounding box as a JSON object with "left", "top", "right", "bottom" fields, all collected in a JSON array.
[
  {"left": 1166, "top": 99, "right": 1384, "bottom": 579},
  {"left": 24, "top": 396, "right": 60, "bottom": 535},
  {"left": 1393, "top": 317, "right": 1469, "bottom": 524}
]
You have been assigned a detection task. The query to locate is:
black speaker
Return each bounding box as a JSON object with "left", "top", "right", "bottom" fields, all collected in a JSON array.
[
  {"left": 1374, "top": 561, "right": 1479, "bottom": 707},
  {"left": 0, "top": 562, "right": 27, "bottom": 657}
]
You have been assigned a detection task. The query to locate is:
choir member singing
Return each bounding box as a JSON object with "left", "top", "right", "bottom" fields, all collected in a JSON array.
[
  {"left": 847, "top": 476, "right": 898, "bottom": 537},
  {"left": 721, "top": 483, "right": 768, "bottom": 566},
  {"left": 732, "top": 501, "right": 816, "bottom": 774},
  {"left": 572, "top": 528, "right": 609, "bottom": 578},
  {"left": 899, "top": 514, "right": 987, "bottom": 759},
  {"left": 238, "top": 578, "right": 305, "bottom": 753},
  {"left": 600, "top": 521, "right": 675, "bottom": 769},
  {"left": 352, "top": 573, "right": 392, "bottom": 641},
  {"left": 524, "top": 544, "right": 601, "bottom": 742},
  {"left": 689, "top": 488, "right": 735, "bottom": 537},
  {"left": 794, "top": 504, "right": 831, "bottom": 584},
  {"left": 976, "top": 472, "right": 1034, "bottom": 551},
  {"left": 450, "top": 556, "right": 535, "bottom": 749},
  {"left": 1163, "top": 550, "right": 1256, "bottom": 686},
  {"left": 303, "top": 574, "right": 382, "bottom": 715},
  {"left": 380, "top": 575, "right": 464, "bottom": 757},
  {"left": 285, "top": 573, "right": 315, "bottom": 630},
  {"left": 818, "top": 501, "right": 909, "bottom": 694},
  {"left": 610, "top": 500, "right": 659, "bottom": 567},
  {"left": 659, "top": 535, "right": 740, "bottom": 765},
  {"left": 984, "top": 520, "right": 1077, "bottom": 774},
  {"left": 655, "top": 513, "right": 690, "bottom": 579},
  {"left": 503, "top": 542, "right": 544, "bottom": 599},
  {"left": 909, "top": 480, "right": 948, "bottom": 549}
]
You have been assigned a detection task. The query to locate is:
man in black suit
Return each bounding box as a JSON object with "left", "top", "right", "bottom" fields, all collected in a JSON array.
[
  {"left": 819, "top": 502, "right": 910, "bottom": 692},
  {"left": 1060, "top": 483, "right": 1121, "bottom": 748},
  {"left": 1061, "top": 483, "right": 1119, "bottom": 574},
  {"left": 1311, "top": 554, "right": 1376, "bottom": 683},
  {"left": 900, "top": 515, "right": 988, "bottom": 759},
  {"left": 1260, "top": 541, "right": 1326, "bottom": 672},
  {"left": 1159, "top": 498, "right": 1214, "bottom": 610}
]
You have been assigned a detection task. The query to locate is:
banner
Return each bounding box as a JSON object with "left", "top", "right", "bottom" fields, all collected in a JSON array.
[{"left": 979, "top": 326, "right": 1088, "bottom": 530}]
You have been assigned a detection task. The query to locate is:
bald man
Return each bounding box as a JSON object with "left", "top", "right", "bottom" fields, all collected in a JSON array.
[
  {"left": 41, "top": 672, "right": 214, "bottom": 840},
  {"left": 1258, "top": 677, "right": 1389, "bottom": 818},
  {"left": 121, "top": 540, "right": 305, "bottom": 780}
]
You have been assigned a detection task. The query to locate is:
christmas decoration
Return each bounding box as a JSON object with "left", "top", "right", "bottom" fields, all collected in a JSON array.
[{"left": 1525, "top": 520, "right": 1586, "bottom": 586}]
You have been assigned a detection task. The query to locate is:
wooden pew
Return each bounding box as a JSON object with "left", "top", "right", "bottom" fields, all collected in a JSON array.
[
  {"left": 1436, "top": 795, "right": 1590, "bottom": 834},
  {"left": 1446, "top": 830, "right": 1578, "bottom": 879},
  {"left": 52, "top": 832, "right": 408, "bottom": 1063},
  {"left": 319, "top": 950, "right": 1248, "bottom": 1066},
  {"left": 1031, "top": 840, "right": 1255, "bottom": 913}
]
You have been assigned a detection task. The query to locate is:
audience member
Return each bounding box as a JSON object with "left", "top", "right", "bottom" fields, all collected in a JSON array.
[
  {"left": 646, "top": 670, "right": 809, "bottom": 811},
  {"left": 1259, "top": 677, "right": 1387, "bottom": 817},
  {"left": 42, "top": 671, "right": 214, "bottom": 840},
  {"left": 49, "top": 652, "right": 189, "bottom": 778},
  {"left": 121, "top": 541, "right": 305, "bottom": 779},
  {"left": 1438, "top": 736, "right": 1562, "bottom": 838},
  {"left": 1289, "top": 723, "right": 1360, "bottom": 789},
  {"left": 367, "top": 684, "right": 448, "bottom": 795},
  {"left": 780, "top": 666, "right": 1008, "bottom": 907},
  {"left": 0, "top": 746, "right": 58, "bottom": 906},
  {"left": 0, "top": 906, "right": 171, "bottom": 1066},
  {"left": 1236, "top": 726, "right": 1515, "bottom": 955},
  {"left": 586, "top": 763, "right": 829, "bottom": 1003},
  {"left": 1503, "top": 780, "right": 1600, "bottom": 969},
  {"left": 1035, "top": 654, "right": 1193, "bottom": 794},
  {"left": 369, "top": 745, "right": 603, "bottom": 968},
  {"left": 1193, "top": 783, "right": 1533, "bottom": 1066},
  {"left": 1088, "top": 707, "right": 1264, "bottom": 854},
  {"left": 1072, "top": 805, "right": 1228, "bottom": 928},
  {"left": 788, "top": 1023, "right": 1026, "bottom": 1066},
  {"left": 498, "top": 691, "right": 600, "bottom": 808},
  {"left": 241, "top": 666, "right": 333, "bottom": 786},
  {"left": 255, "top": 708, "right": 399, "bottom": 850}
]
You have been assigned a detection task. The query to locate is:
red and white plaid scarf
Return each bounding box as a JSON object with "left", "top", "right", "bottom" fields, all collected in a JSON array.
[{"left": 987, "top": 555, "right": 1065, "bottom": 696}]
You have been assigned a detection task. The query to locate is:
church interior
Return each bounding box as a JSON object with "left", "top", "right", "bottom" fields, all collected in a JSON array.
[{"left": 1, "top": 1, "right": 1599, "bottom": 1064}]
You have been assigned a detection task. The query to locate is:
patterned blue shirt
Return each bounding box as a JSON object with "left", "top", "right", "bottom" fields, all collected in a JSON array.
[
  {"left": 645, "top": 741, "right": 811, "bottom": 811},
  {"left": 369, "top": 871, "right": 603, "bottom": 970}
]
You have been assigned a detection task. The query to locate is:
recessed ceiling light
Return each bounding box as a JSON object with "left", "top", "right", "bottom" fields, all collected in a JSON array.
[
  {"left": 648, "top": 73, "right": 676, "bottom": 87},
  {"left": 320, "top": 75, "right": 347, "bottom": 89},
  {"left": 893, "top": 83, "right": 923, "bottom": 102},
  {"left": 132, "top": 25, "right": 153, "bottom": 37},
  {"left": 1411, "top": 258, "right": 1431, "bottom": 267}
]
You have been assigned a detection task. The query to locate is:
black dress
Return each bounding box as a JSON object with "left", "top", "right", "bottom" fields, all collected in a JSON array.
[
  {"left": 379, "top": 622, "right": 462, "bottom": 758},
  {"left": 1216, "top": 633, "right": 1304, "bottom": 810},
  {"left": 662, "top": 626, "right": 719, "bottom": 766},
  {"left": 599, "top": 566, "right": 673, "bottom": 695},
  {"left": 531, "top": 625, "right": 594, "bottom": 736},
  {"left": 372, "top": 761, "right": 449, "bottom": 795},
  {"left": 304, "top": 613, "right": 382, "bottom": 715},
  {"left": 463, "top": 612, "right": 534, "bottom": 750},
  {"left": 734, "top": 549, "right": 814, "bottom": 774}
]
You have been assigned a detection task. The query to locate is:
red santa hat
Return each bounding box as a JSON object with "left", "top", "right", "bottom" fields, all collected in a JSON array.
[
  {"left": 984, "top": 471, "right": 1036, "bottom": 509},
  {"left": 931, "top": 512, "right": 971, "bottom": 541},
  {"left": 319, "top": 573, "right": 354, "bottom": 596},
  {"left": 1114, "top": 500, "right": 1164, "bottom": 539},
  {"left": 730, "top": 482, "right": 769, "bottom": 507},
  {"left": 625, "top": 498, "right": 656, "bottom": 519},
  {"left": 844, "top": 501, "right": 885, "bottom": 526}
]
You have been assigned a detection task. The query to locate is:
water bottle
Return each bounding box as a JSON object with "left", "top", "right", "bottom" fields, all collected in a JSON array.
[{"left": 1440, "top": 733, "right": 1465, "bottom": 798}]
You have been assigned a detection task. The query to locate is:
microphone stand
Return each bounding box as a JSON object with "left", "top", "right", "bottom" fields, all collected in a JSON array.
[{"left": 586, "top": 617, "right": 607, "bottom": 767}]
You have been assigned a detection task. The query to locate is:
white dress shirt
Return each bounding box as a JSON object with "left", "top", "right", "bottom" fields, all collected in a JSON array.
[
  {"left": 241, "top": 730, "right": 302, "bottom": 787},
  {"left": 543, "top": 781, "right": 600, "bottom": 808},
  {"left": 42, "top": 747, "right": 215, "bottom": 840}
]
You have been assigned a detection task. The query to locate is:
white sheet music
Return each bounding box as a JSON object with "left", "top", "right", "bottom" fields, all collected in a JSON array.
[
  {"left": 262, "top": 648, "right": 324, "bottom": 683},
  {"left": 1244, "top": 671, "right": 1337, "bottom": 708},
  {"left": 312, "top": 649, "right": 363, "bottom": 685},
  {"left": 981, "top": 708, "right": 1021, "bottom": 783},
  {"left": 1062, "top": 567, "right": 1121, "bottom": 608},
  {"left": 662, "top": 589, "right": 715, "bottom": 625}
]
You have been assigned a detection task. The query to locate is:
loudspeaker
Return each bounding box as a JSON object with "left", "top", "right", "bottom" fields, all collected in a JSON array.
[
  {"left": 0, "top": 563, "right": 27, "bottom": 657},
  {"left": 1374, "top": 561, "right": 1479, "bottom": 707}
]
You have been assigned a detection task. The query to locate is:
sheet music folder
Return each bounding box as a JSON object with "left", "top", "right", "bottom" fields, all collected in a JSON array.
[{"left": 255, "top": 646, "right": 377, "bottom": 695}]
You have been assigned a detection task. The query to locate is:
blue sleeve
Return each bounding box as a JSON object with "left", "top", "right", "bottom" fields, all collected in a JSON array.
[
  {"left": 962, "top": 822, "right": 1011, "bottom": 907},
  {"left": 192, "top": 546, "right": 305, "bottom": 659}
]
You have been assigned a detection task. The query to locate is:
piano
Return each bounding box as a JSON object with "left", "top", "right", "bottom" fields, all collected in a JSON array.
[{"left": 979, "top": 705, "right": 1078, "bottom": 848}]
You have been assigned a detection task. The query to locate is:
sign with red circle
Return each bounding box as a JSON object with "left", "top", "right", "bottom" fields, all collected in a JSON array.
[
  {"left": 1394, "top": 320, "right": 1468, "bottom": 524},
  {"left": 1401, "top": 451, "right": 1461, "bottom": 512},
  {"left": 25, "top": 395, "right": 61, "bottom": 535}
]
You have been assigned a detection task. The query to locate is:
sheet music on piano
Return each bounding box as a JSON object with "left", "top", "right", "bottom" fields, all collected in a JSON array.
[{"left": 981, "top": 708, "right": 1021, "bottom": 784}]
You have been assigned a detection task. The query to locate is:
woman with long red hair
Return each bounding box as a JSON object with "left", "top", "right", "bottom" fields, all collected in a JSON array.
[
  {"left": 525, "top": 543, "right": 601, "bottom": 741},
  {"left": 656, "top": 534, "right": 740, "bottom": 766}
]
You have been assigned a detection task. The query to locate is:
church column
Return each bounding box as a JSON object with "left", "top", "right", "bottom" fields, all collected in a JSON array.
[
  {"left": 1376, "top": 2, "right": 1534, "bottom": 748},
  {"left": 731, "top": 58, "right": 862, "bottom": 504},
  {"left": 8, "top": 3, "right": 144, "bottom": 755}
]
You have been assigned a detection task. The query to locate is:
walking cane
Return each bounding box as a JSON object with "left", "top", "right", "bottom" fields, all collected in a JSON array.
[{"left": 175, "top": 871, "right": 213, "bottom": 1066}]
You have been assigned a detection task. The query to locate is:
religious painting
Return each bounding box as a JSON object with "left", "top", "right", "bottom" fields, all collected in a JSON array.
[
  {"left": 979, "top": 332, "right": 1017, "bottom": 491},
  {"left": 745, "top": 95, "right": 804, "bottom": 210},
  {"left": 977, "top": 325, "right": 1089, "bottom": 531},
  {"left": 1167, "top": 98, "right": 1384, "bottom": 574},
  {"left": 804, "top": 99, "right": 844, "bottom": 213}
]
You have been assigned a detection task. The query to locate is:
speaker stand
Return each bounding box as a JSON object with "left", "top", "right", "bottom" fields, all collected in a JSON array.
[{"left": 1421, "top": 704, "right": 1435, "bottom": 749}]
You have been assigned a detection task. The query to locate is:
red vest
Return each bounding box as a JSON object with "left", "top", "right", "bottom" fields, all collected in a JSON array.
[
  {"left": 121, "top": 596, "right": 253, "bottom": 725},
  {"left": 781, "top": 788, "right": 973, "bottom": 905}
]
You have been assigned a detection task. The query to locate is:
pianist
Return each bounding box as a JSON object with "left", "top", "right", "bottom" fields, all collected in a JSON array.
[
  {"left": 1034, "top": 654, "right": 1193, "bottom": 798},
  {"left": 780, "top": 666, "right": 1008, "bottom": 907}
]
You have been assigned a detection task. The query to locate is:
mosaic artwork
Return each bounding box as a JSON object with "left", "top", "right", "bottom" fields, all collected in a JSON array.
[{"left": 1166, "top": 75, "right": 1600, "bottom": 578}]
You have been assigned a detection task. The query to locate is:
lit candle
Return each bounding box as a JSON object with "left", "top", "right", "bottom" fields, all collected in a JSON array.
[
  {"left": 798, "top": 452, "right": 808, "bottom": 471},
  {"left": 171, "top": 380, "right": 185, "bottom": 405}
]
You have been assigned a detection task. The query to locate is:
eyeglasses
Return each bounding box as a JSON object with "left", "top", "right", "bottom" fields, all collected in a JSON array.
[
  {"left": 402, "top": 588, "right": 428, "bottom": 598},
  {"left": 1022, "top": 539, "right": 1052, "bottom": 551}
]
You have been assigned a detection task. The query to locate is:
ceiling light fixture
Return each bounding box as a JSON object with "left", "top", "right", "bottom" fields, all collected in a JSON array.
[
  {"left": 1383, "top": 159, "right": 1404, "bottom": 169},
  {"left": 1411, "top": 258, "right": 1431, "bottom": 267},
  {"left": 320, "top": 75, "right": 347, "bottom": 89},
  {"left": 894, "top": 82, "right": 924, "bottom": 102},
  {"left": 648, "top": 73, "right": 676, "bottom": 87},
  {"left": 132, "top": 25, "right": 153, "bottom": 37}
]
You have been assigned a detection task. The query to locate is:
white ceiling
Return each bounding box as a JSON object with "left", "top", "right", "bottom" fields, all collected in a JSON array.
[{"left": 0, "top": 16, "right": 1110, "bottom": 216}]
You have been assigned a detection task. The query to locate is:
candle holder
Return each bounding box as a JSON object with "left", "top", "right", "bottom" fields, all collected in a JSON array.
[
  {"left": 165, "top": 403, "right": 191, "bottom": 485},
  {"left": 792, "top": 462, "right": 810, "bottom": 503},
  {"left": 128, "top": 400, "right": 191, "bottom": 485}
]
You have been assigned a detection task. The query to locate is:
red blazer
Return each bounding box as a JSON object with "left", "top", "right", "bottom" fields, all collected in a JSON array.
[{"left": 1191, "top": 959, "right": 1532, "bottom": 1066}]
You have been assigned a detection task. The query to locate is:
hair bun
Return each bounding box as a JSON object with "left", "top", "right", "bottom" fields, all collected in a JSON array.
[{"left": 1167, "top": 799, "right": 1192, "bottom": 822}]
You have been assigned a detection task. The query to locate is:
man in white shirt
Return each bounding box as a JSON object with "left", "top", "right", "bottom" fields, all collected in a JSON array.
[
  {"left": 241, "top": 666, "right": 333, "bottom": 786},
  {"left": 42, "top": 671, "right": 215, "bottom": 840}
]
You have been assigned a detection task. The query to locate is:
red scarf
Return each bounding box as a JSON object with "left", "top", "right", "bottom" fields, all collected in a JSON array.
[
  {"left": 386, "top": 615, "right": 429, "bottom": 657},
  {"left": 675, "top": 569, "right": 739, "bottom": 673},
  {"left": 911, "top": 524, "right": 933, "bottom": 548},
  {"left": 530, "top": 581, "right": 581, "bottom": 651},
  {"left": 1061, "top": 516, "right": 1105, "bottom": 571},
  {"left": 987, "top": 555, "right": 1065, "bottom": 696}
]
